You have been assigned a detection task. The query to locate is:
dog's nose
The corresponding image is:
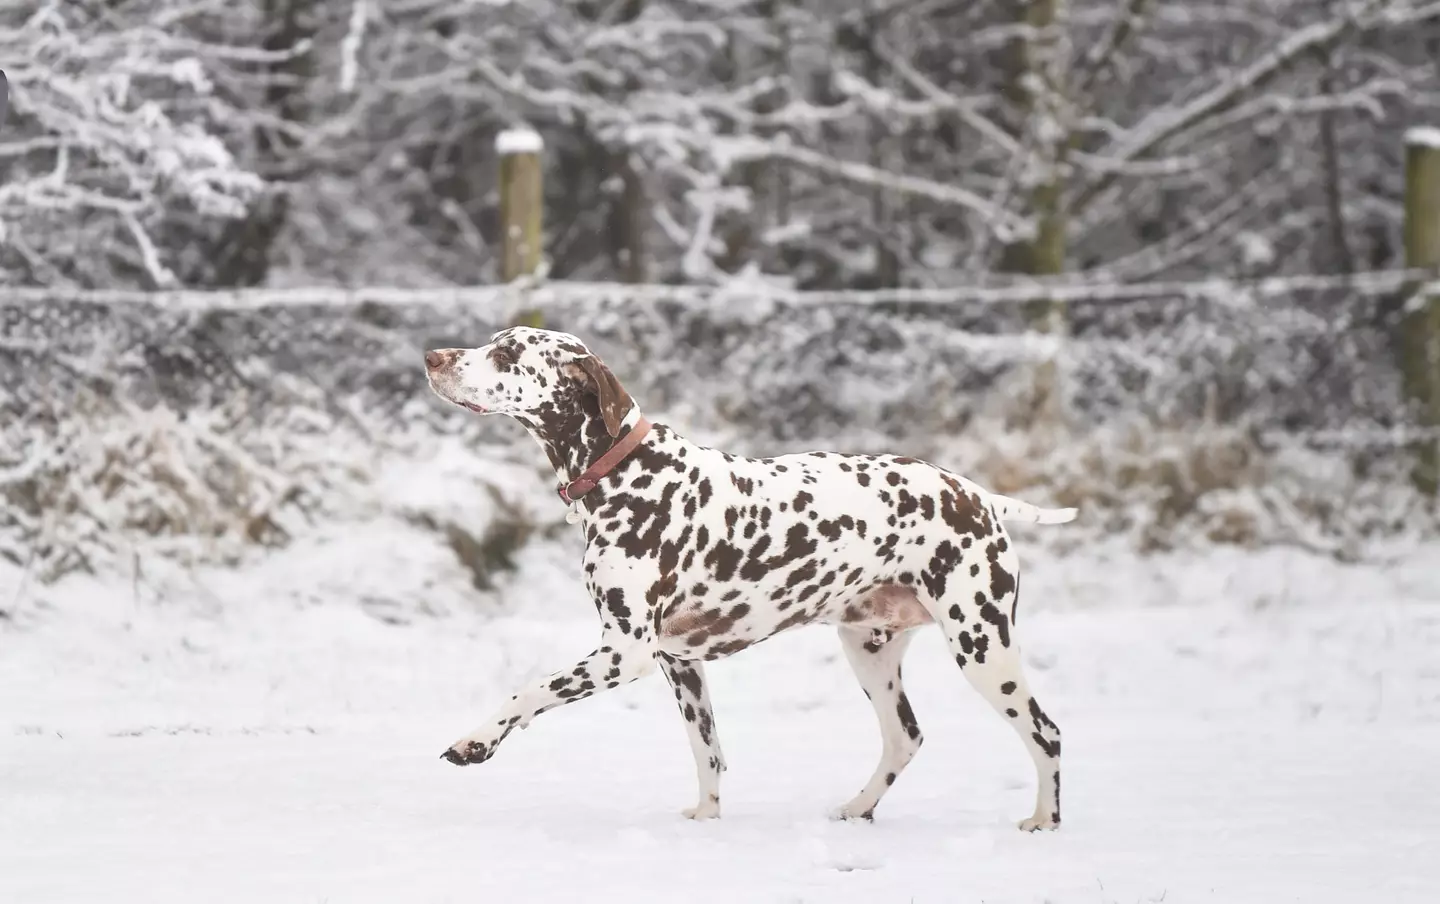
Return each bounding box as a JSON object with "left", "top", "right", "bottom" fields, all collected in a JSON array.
[{"left": 425, "top": 350, "right": 444, "bottom": 370}]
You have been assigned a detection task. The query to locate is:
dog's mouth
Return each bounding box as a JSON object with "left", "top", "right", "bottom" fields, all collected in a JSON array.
[
  {"left": 432, "top": 386, "right": 490, "bottom": 414},
  {"left": 427, "top": 374, "right": 492, "bottom": 415}
]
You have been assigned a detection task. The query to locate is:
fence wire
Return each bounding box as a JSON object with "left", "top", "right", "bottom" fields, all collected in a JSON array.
[{"left": 0, "top": 274, "right": 1433, "bottom": 449}]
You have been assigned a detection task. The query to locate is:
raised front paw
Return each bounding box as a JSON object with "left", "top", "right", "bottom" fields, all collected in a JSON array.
[{"left": 440, "top": 739, "right": 494, "bottom": 766}]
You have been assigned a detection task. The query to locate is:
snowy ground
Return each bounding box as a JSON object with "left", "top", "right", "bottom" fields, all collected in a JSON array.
[{"left": 3, "top": 523, "right": 1439, "bottom": 904}]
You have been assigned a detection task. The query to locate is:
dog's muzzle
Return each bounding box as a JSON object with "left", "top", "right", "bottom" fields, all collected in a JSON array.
[{"left": 425, "top": 349, "right": 489, "bottom": 413}]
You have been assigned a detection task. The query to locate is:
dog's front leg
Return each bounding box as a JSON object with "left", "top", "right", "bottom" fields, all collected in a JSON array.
[
  {"left": 658, "top": 653, "right": 727, "bottom": 819},
  {"left": 441, "top": 634, "right": 657, "bottom": 766}
]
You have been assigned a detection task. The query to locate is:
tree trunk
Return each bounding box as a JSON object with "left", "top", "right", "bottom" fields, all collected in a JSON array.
[
  {"left": 1001, "top": 0, "right": 1070, "bottom": 303},
  {"left": 211, "top": 0, "right": 316, "bottom": 288},
  {"left": 1316, "top": 47, "right": 1354, "bottom": 274},
  {"left": 865, "top": 19, "right": 900, "bottom": 288},
  {"left": 611, "top": 151, "right": 648, "bottom": 284},
  {"left": 1001, "top": 0, "right": 1072, "bottom": 424}
]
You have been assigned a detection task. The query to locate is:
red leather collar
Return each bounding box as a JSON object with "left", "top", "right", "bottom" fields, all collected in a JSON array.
[{"left": 557, "top": 417, "right": 652, "bottom": 505}]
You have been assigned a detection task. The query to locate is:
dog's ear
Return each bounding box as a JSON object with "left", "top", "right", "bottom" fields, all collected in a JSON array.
[{"left": 572, "top": 355, "right": 633, "bottom": 437}]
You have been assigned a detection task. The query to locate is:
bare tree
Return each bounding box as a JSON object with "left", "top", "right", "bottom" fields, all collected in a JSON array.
[
  {"left": 3, "top": 0, "right": 1439, "bottom": 292},
  {"left": 0, "top": 1, "right": 263, "bottom": 288}
]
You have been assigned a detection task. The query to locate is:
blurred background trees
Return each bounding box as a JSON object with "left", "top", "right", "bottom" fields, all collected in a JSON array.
[{"left": 3, "top": 0, "right": 1437, "bottom": 294}]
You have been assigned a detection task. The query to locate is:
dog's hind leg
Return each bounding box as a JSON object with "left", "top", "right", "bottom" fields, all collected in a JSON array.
[
  {"left": 658, "top": 653, "right": 726, "bottom": 820},
  {"left": 930, "top": 571, "right": 1062, "bottom": 831},
  {"left": 831, "top": 626, "right": 923, "bottom": 821}
]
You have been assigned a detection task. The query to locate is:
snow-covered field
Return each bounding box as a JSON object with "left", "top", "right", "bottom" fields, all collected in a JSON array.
[{"left": 3, "top": 520, "right": 1438, "bottom": 903}]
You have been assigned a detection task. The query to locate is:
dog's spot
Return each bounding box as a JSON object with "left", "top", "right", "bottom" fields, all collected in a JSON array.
[
  {"left": 705, "top": 541, "right": 744, "bottom": 583},
  {"left": 980, "top": 601, "right": 1011, "bottom": 648},
  {"left": 896, "top": 694, "right": 921, "bottom": 741}
]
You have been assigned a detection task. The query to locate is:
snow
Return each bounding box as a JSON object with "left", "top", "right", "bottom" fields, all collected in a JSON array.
[
  {"left": 1405, "top": 126, "right": 1440, "bottom": 150},
  {"left": 4, "top": 523, "right": 1439, "bottom": 903},
  {"left": 1236, "top": 229, "right": 1276, "bottom": 268},
  {"left": 496, "top": 128, "right": 544, "bottom": 155}
]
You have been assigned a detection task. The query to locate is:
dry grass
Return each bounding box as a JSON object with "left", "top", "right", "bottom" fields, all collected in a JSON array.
[
  {"left": 4, "top": 387, "right": 1432, "bottom": 589},
  {"left": 0, "top": 389, "right": 358, "bottom": 583},
  {"left": 947, "top": 416, "right": 1434, "bottom": 559},
  {"left": 0, "top": 390, "right": 550, "bottom": 590}
]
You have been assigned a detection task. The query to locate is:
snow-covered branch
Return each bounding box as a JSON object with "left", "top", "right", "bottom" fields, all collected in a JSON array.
[
  {"left": 0, "top": 0, "right": 264, "bottom": 285},
  {"left": 1079, "top": 0, "right": 1407, "bottom": 206},
  {"left": 711, "top": 138, "right": 1028, "bottom": 236}
]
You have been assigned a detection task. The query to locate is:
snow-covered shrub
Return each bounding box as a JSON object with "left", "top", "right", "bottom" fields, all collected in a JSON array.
[
  {"left": 1, "top": 279, "right": 1432, "bottom": 585},
  {"left": 939, "top": 418, "right": 1435, "bottom": 560},
  {"left": 1, "top": 386, "right": 340, "bottom": 582},
  {"left": 0, "top": 387, "right": 559, "bottom": 587}
]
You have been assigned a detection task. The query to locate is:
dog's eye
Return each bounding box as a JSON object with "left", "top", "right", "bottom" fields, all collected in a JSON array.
[{"left": 491, "top": 347, "right": 514, "bottom": 366}]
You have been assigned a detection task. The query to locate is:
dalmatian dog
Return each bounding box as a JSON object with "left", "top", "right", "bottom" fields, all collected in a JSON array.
[{"left": 424, "top": 327, "right": 1074, "bottom": 830}]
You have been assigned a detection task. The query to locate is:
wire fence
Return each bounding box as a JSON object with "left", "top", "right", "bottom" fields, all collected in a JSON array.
[{"left": 1, "top": 271, "right": 1434, "bottom": 447}]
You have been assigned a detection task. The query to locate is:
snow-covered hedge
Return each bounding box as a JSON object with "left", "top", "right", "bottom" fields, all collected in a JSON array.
[{"left": 0, "top": 285, "right": 1431, "bottom": 584}]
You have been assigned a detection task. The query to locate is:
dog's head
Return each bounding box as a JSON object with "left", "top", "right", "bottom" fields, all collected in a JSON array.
[{"left": 424, "top": 327, "right": 635, "bottom": 436}]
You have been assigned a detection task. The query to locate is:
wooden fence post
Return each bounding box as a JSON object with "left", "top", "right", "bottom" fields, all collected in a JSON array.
[
  {"left": 1402, "top": 127, "right": 1440, "bottom": 495},
  {"left": 497, "top": 127, "right": 545, "bottom": 327}
]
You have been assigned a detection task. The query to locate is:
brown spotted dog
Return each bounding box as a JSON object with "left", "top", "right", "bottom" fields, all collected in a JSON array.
[{"left": 424, "top": 327, "right": 1075, "bottom": 830}]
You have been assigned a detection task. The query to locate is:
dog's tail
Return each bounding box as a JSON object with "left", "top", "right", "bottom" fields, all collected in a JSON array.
[{"left": 988, "top": 493, "right": 1078, "bottom": 525}]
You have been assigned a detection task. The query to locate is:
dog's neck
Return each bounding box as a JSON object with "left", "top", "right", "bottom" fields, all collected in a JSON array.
[{"left": 520, "top": 395, "right": 644, "bottom": 489}]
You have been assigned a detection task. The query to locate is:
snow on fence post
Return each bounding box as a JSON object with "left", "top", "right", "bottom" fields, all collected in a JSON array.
[
  {"left": 1402, "top": 127, "right": 1440, "bottom": 495},
  {"left": 497, "top": 127, "right": 545, "bottom": 327}
]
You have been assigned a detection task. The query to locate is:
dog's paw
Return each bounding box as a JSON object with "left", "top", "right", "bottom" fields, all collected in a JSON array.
[
  {"left": 440, "top": 739, "right": 493, "bottom": 766},
  {"left": 828, "top": 803, "right": 875, "bottom": 823},
  {"left": 681, "top": 795, "right": 721, "bottom": 820},
  {"left": 1018, "top": 813, "right": 1060, "bottom": 832}
]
